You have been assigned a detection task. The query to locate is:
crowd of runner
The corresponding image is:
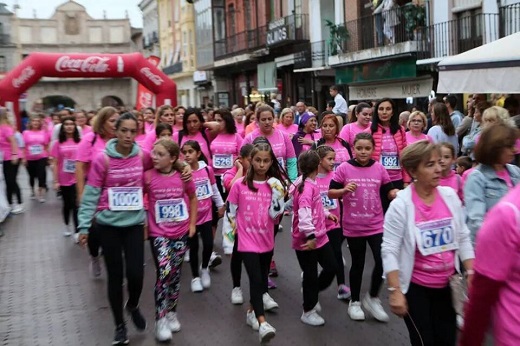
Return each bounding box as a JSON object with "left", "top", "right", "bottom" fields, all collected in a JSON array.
[{"left": 0, "top": 90, "right": 519, "bottom": 345}]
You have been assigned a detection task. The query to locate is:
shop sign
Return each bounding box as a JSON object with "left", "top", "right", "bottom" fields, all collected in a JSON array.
[
  {"left": 348, "top": 77, "right": 433, "bottom": 101},
  {"left": 335, "top": 58, "right": 416, "bottom": 84},
  {"left": 267, "top": 18, "right": 290, "bottom": 46}
]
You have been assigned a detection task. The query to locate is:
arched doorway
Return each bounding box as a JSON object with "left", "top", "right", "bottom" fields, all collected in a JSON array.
[
  {"left": 42, "top": 95, "right": 77, "bottom": 111},
  {"left": 101, "top": 95, "right": 125, "bottom": 108}
]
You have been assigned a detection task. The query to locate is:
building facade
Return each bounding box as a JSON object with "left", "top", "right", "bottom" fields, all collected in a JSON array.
[
  {"left": 0, "top": 3, "right": 17, "bottom": 80},
  {"left": 13, "top": 0, "right": 137, "bottom": 111},
  {"left": 139, "top": 0, "right": 160, "bottom": 58}
]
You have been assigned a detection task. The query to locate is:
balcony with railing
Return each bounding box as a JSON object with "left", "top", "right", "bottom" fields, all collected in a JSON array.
[
  {"left": 266, "top": 14, "right": 309, "bottom": 48},
  {"left": 214, "top": 25, "right": 268, "bottom": 60},
  {"left": 500, "top": 3, "right": 520, "bottom": 37}
]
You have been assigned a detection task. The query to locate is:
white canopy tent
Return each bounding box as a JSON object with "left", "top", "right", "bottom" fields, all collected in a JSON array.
[{"left": 437, "top": 32, "right": 520, "bottom": 93}]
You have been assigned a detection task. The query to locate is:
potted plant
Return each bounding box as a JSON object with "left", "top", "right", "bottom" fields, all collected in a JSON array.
[
  {"left": 402, "top": 3, "right": 426, "bottom": 40},
  {"left": 326, "top": 20, "right": 350, "bottom": 55}
]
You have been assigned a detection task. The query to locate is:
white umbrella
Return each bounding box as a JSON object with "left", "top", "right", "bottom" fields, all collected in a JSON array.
[{"left": 437, "top": 32, "right": 520, "bottom": 93}]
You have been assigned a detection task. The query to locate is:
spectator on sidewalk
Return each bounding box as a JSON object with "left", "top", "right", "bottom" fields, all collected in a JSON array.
[{"left": 443, "top": 94, "right": 463, "bottom": 129}]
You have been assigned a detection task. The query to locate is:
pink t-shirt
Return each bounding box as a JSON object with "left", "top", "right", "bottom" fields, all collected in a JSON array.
[
  {"left": 406, "top": 132, "right": 432, "bottom": 145},
  {"left": 145, "top": 169, "right": 196, "bottom": 239},
  {"left": 380, "top": 128, "right": 403, "bottom": 182},
  {"left": 76, "top": 132, "right": 109, "bottom": 178},
  {"left": 173, "top": 130, "right": 212, "bottom": 166},
  {"left": 227, "top": 178, "right": 275, "bottom": 253},
  {"left": 461, "top": 167, "right": 475, "bottom": 188},
  {"left": 516, "top": 138, "right": 520, "bottom": 155},
  {"left": 474, "top": 185, "right": 520, "bottom": 345},
  {"left": 242, "top": 128, "right": 296, "bottom": 168},
  {"left": 292, "top": 178, "right": 329, "bottom": 251},
  {"left": 276, "top": 123, "right": 298, "bottom": 138},
  {"left": 222, "top": 165, "right": 239, "bottom": 191},
  {"left": 327, "top": 138, "right": 353, "bottom": 170},
  {"left": 332, "top": 160, "right": 390, "bottom": 236},
  {"left": 142, "top": 131, "right": 158, "bottom": 152},
  {"left": 50, "top": 138, "right": 80, "bottom": 186},
  {"left": 210, "top": 133, "right": 243, "bottom": 175},
  {"left": 235, "top": 121, "right": 245, "bottom": 138},
  {"left": 339, "top": 122, "right": 370, "bottom": 147},
  {"left": 301, "top": 132, "right": 322, "bottom": 152},
  {"left": 145, "top": 122, "right": 155, "bottom": 134},
  {"left": 135, "top": 134, "right": 148, "bottom": 149},
  {"left": 496, "top": 169, "right": 513, "bottom": 188},
  {"left": 316, "top": 172, "right": 340, "bottom": 231},
  {"left": 192, "top": 164, "right": 216, "bottom": 225},
  {"left": 23, "top": 130, "right": 50, "bottom": 160},
  {"left": 440, "top": 170, "right": 463, "bottom": 201},
  {"left": 80, "top": 125, "right": 92, "bottom": 137},
  {"left": 0, "top": 124, "right": 15, "bottom": 161},
  {"left": 411, "top": 187, "right": 456, "bottom": 288},
  {"left": 88, "top": 151, "right": 144, "bottom": 212}
]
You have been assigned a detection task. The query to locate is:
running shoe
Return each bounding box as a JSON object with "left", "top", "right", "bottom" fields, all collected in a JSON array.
[
  {"left": 337, "top": 284, "right": 352, "bottom": 300},
  {"left": 269, "top": 260, "right": 278, "bottom": 277},
  {"left": 125, "top": 303, "right": 147, "bottom": 331},
  {"left": 73, "top": 233, "right": 80, "bottom": 244},
  {"left": 201, "top": 268, "right": 211, "bottom": 288},
  {"left": 89, "top": 256, "right": 101, "bottom": 278},
  {"left": 246, "top": 310, "right": 259, "bottom": 330},
  {"left": 262, "top": 293, "right": 279, "bottom": 311},
  {"left": 301, "top": 309, "right": 325, "bottom": 326},
  {"left": 112, "top": 324, "right": 129, "bottom": 345},
  {"left": 63, "top": 226, "right": 72, "bottom": 237},
  {"left": 155, "top": 317, "right": 172, "bottom": 342},
  {"left": 208, "top": 251, "right": 222, "bottom": 269},
  {"left": 191, "top": 277, "right": 203, "bottom": 292},
  {"left": 362, "top": 295, "right": 389, "bottom": 322},
  {"left": 258, "top": 321, "right": 276, "bottom": 343},
  {"left": 11, "top": 204, "right": 24, "bottom": 214},
  {"left": 231, "top": 287, "right": 244, "bottom": 305},
  {"left": 348, "top": 301, "right": 365, "bottom": 321},
  {"left": 166, "top": 312, "right": 181, "bottom": 332},
  {"left": 268, "top": 277, "right": 277, "bottom": 289}
]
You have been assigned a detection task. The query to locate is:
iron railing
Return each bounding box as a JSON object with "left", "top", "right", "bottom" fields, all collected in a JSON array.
[
  {"left": 310, "top": 40, "right": 329, "bottom": 68},
  {"left": 214, "top": 25, "right": 268, "bottom": 60},
  {"left": 499, "top": 3, "right": 520, "bottom": 37}
]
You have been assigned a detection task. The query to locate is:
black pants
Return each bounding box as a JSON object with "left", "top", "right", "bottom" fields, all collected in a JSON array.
[
  {"left": 212, "top": 175, "right": 227, "bottom": 227},
  {"left": 60, "top": 185, "right": 78, "bottom": 231},
  {"left": 188, "top": 220, "right": 213, "bottom": 277},
  {"left": 97, "top": 223, "right": 144, "bottom": 327},
  {"left": 296, "top": 243, "right": 337, "bottom": 312},
  {"left": 26, "top": 158, "right": 47, "bottom": 189},
  {"left": 404, "top": 282, "right": 456, "bottom": 346},
  {"left": 3, "top": 160, "right": 21, "bottom": 205},
  {"left": 88, "top": 225, "right": 101, "bottom": 257},
  {"left": 326, "top": 228, "right": 345, "bottom": 285},
  {"left": 231, "top": 233, "right": 242, "bottom": 288},
  {"left": 382, "top": 179, "right": 404, "bottom": 213},
  {"left": 346, "top": 233, "right": 384, "bottom": 301},
  {"left": 241, "top": 251, "right": 273, "bottom": 318}
]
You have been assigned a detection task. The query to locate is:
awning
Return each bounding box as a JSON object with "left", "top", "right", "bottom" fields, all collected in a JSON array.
[
  {"left": 257, "top": 62, "right": 277, "bottom": 92},
  {"left": 437, "top": 32, "right": 520, "bottom": 93},
  {"left": 293, "top": 66, "right": 327, "bottom": 73},
  {"left": 348, "top": 77, "right": 433, "bottom": 101}
]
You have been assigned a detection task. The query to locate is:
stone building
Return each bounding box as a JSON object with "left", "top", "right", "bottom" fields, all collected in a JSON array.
[
  {"left": 0, "top": 3, "right": 17, "bottom": 79},
  {"left": 15, "top": 0, "right": 137, "bottom": 111}
]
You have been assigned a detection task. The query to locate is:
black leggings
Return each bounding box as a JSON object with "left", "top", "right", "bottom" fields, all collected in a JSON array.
[
  {"left": 3, "top": 160, "right": 21, "bottom": 205},
  {"left": 88, "top": 225, "right": 101, "bottom": 257},
  {"left": 212, "top": 175, "right": 227, "bottom": 227},
  {"left": 296, "top": 243, "right": 337, "bottom": 312},
  {"left": 241, "top": 251, "right": 273, "bottom": 318},
  {"left": 404, "top": 282, "right": 456, "bottom": 346},
  {"left": 326, "top": 228, "right": 345, "bottom": 286},
  {"left": 382, "top": 179, "right": 404, "bottom": 213},
  {"left": 26, "top": 158, "right": 47, "bottom": 189},
  {"left": 97, "top": 223, "right": 144, "bottom": 327},
  {"left": 346, "top": 233, "right": 384, "bottom": 302},
  {"left": 231, "top": 233, "right": 242, "bottom": 288},
  {"left": 188, "top": 220, "right": 213, "bottom": 277},
  {"left": 60, "top": 185, "right": 78, "bottom": 231}
]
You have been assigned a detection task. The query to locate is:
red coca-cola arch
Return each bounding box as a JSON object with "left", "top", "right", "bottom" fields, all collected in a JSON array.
[{"left": 0, "top": 52, "right": 177, "bottom": 126}]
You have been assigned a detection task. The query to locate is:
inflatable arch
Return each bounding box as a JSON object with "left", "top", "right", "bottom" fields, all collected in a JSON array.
[{"left": 0, "top": 52, "right": 177, "bottom": 125}]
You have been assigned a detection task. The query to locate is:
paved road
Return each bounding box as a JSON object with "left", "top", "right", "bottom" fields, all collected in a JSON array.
[{"left": 0, "top": 178, "right": 429, "bottom": 346}]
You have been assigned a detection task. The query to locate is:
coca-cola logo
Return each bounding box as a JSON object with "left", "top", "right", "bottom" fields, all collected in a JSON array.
[
  {"left": 139, "top": 92, "right": 153, "bottom": 108},
  {"left": 140, "top": 67, "right": 163, "bottom": 86},
  {"left": 12, "top": 66, "right": 35, "bottom": 88},
  {"left": 55, "top": 56, "right": 110, "bottom": 73}
]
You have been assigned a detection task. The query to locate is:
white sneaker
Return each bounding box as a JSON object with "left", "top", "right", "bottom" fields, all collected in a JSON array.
[
  {"left": 191, "top": 277, "right": 203, "bottom": 292},
  {"left": 231, "top": 287, "right": 244, "bottom": 305},
  {"left": 89, "top": 256, "right": 102, "bottom": 279},
  {"left": 314, "top": 302, "right": 322, "bottom": 313},
  {"left": 155, "top": 317, "right": 172, "bottom": 342},
  {"left": 456, "top": 314, "right": 464, "bottom": 330},
  {"left": 63, "top": 226, "right": 72, "bottom": 237},
  {"left": 166, "top": 312, "right": 181, "bottom": 332},
  {"left": 246, "top": 310, "right": 259, "bottom": 331},
  {"left": 73, "top": 233, "right": 80, "bottom": 244},
  {"left": 262, "top": 293, "right": 279, "bottom": 311},
  {"left": 301, "top": 309, "right": 325, "bottom": 326},
  {"left": 362, "top": 295, "right": 389, "bottom": 322},
  {"left": 39, "top": 198, "right": 46, "bottom": 203},
  {"left": 184, "top": 251, "right": 190, "bottom": 262},
  {"left": 348, "top": 301, "right": 365, "bottom": 321},
  {"left": 201, "top": 268, "right": 211, "bottom": 288},
  {"left": 258, "top": 321, "right": 276, "bottom": 343},
  {"left": 208, "top": 251, "right": 222, "bottom": 269},
  {"left": 11, "top": 204, "right": 24, "bottom": 214}
]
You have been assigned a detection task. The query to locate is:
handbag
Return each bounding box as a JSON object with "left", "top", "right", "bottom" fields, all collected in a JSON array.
[{"left": 449, "top": 273, "right": 468, "bottom": 316}]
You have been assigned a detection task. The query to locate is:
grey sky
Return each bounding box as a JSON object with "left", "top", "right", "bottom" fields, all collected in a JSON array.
[{"left": 3, "top": 0, "right": 143, "bottom": 28}]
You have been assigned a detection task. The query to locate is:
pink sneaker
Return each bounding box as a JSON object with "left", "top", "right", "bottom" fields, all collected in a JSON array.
[{"left": 268, "top": 277, "right": 277, "bottom": 289}]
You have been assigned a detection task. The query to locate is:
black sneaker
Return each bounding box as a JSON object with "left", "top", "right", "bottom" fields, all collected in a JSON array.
[
  {"left": 125, "top": 303, "right": 147, "bottom": 331},
  {"left": 208, "top": 251, "right": 222, "bottom": 269},
  {"left": 112, "top": 324, "right": 129, "bottom": 345}
]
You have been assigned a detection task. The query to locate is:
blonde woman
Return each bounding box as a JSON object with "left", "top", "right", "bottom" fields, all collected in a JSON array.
[
  {"left": 0, "top": 108, "right": 22, "bottom": 213},
  {"left": 405, "top": 111, "right": 432, "bottom": 145}
]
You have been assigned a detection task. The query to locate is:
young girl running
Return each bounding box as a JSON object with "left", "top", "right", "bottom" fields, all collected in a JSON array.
[
  {"left": 315, "top": 145, "right": 350, "bottom": 300},
  {"left": 224, "top": 140, "right": 286, "bottom": 343},
  {"left": 145, "top": 138, "right": 198, "bottom": 342},
  {"left": 291, "top": 150, "right": 337, "bottom": 326},
  {"left": 181, "top": 140, "right": 224, "bottom": 292},
  {"left": 51, "top": 116, "right": 81, "bottom": 239},
  {"left": 439, "top": 142, "right": 463, "bottom": 201},
  {"left": 222, "top": 144, "right": 254, "bottom": 304},
  {"left": 329, "top": 132, "right": 398, "bottom": 322}
]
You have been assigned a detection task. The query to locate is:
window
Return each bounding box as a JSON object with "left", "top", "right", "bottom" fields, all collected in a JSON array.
[
  {"left": 213, "top": 0, "right": 226, "bottom": 41},
  {"left": 244, "top": 0, "right": 252, "bottom": 30},
  {"left": 0, "top": 56, "right": 6, "bottom": 72},
  {"left": 228, "top": 4, "right": 236, "bottom": 36},
  {"left": 183, "top": 31, "right": 188, "bottom": 59}
]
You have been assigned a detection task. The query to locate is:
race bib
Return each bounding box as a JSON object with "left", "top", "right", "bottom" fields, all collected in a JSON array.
[
  {"left": 155, "top": 198, "right": 188, "bottom": 223},
  {"left": 213, "top": 154, "right": 233, "bottom": 169},
  {"left": 320, "top": 191, "right": 337, "bottom": 210},
  {"left": 277, "top": 157, "right": 285, "bottom": 169},
  {"left": 63, "top": 159, "right": 76, "bottom": 173},
  {"left": 108, "top": 187, "right": 143, "bottom": 211},
  {"left": 195, "top": 179, "right": 212, "bottom": 200},
  {"left": 380, "top": 153, "right": 400, "bottom": 170},
  {"left": 415, "top": 218, "right": 458, "bottom": 256},
  {"left": 29, "top": 145, "right": 44, "bottom": 156}
]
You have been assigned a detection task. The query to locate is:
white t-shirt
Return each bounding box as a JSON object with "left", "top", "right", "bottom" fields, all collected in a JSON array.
[{"left": 333, "top": 94, "right": 348, "bottom": 114}]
